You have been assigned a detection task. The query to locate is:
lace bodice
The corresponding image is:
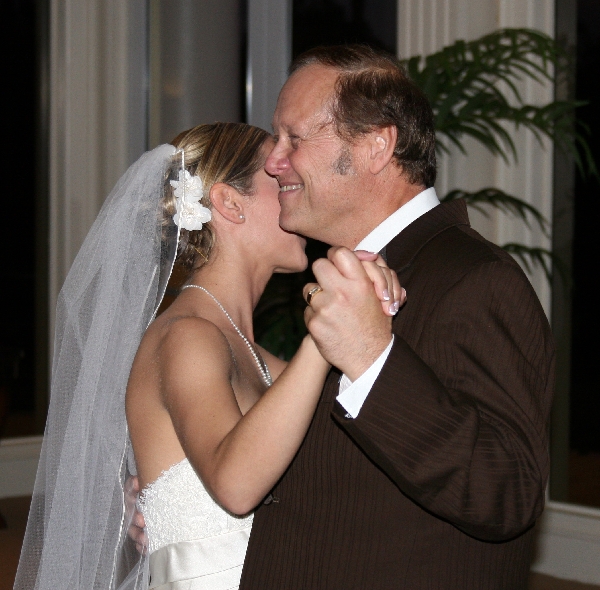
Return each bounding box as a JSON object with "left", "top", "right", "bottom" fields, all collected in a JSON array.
[{"left": 138, "top": 458, "right": 253, "bottom": 554}]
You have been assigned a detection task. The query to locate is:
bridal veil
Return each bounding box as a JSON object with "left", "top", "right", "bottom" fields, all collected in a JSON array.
[{"left": 14, "top": 144, "right": 180, "bottom": 589}]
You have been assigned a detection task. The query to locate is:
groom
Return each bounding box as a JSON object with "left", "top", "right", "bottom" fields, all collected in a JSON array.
[{"left": 239, "top": 45, "right": 554, "bottom": 589}]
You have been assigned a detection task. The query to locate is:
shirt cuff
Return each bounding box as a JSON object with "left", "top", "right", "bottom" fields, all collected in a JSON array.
[{"left": 336, "top": 336, "right": 394, "bottom": 419}]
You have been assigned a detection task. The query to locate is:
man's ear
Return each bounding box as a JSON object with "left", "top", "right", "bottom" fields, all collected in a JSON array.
[
  {"left": 209, "top": 182, "right": 246, "bottom": 224},
  {"left": 367, "top": 126, "right": 397, "bottom": 174}
]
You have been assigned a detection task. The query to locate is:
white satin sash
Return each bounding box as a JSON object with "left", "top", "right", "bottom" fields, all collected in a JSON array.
[{"left": 148, "top": 528, "right": 251, "bottom": 590}]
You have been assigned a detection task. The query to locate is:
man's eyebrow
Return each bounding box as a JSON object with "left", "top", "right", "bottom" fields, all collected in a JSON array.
[
  {"left": 314, "top": 118, "right": 333, "bottom": 133},
  {"left": 272, "top": 122, "right": 295, "bottom": 137}
]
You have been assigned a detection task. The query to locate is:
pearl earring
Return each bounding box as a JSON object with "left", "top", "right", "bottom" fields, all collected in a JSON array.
[{"left": 239, "top": 215, "right": 245, "bottom": 220}]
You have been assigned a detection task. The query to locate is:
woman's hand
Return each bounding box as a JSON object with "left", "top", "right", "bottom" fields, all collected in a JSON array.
[
  {"left": 354, "top": 250, "right": 406, "bottom": 316},
  {"left": 124, "top": 475, "right": 148, "bottom": 555}
]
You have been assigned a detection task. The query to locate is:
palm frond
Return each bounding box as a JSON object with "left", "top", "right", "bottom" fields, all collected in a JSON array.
[
  {"left": 256, "top": 313, "right": 306, "bottom": 360},
  {"left": 403, "top": 28, "right": 597, "bottom": 178},
  {"left": 442, "top": 188, "right": 548, "bottom": 235},
  {"left": 501, "top": 243, "right": 554, "bottom": 282}
]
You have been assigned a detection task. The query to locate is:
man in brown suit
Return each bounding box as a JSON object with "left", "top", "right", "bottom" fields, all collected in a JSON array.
[{"left": 239, "top": 45, "right": 554, "bottom": 589}]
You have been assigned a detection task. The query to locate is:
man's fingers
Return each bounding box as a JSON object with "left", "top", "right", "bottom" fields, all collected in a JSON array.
[
  {"left": 310, "top": 258, "right": 343, "bottom": 295},
  {"left": 303, "top": 302, "right": 314, "bottom": 328},
  {"left": 128, "top": 514, "right": 148, "bottom": 555},
  {"left": 123, "top": 476, "right": 148, "bottom": 556},
  {"left": 132, "top": 510, "right": 145, "bottom": 529},
  {"left": 125, "top": 475, "right": 140, "bottom": 495},
  {"left": 311, "top": 250, "right": 370, "bottom": 299},
  {"left": 312, "top": 249, "right": 407, "bottom": 316}
]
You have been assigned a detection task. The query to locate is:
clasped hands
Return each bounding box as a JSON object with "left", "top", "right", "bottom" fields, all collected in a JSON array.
[{"left": 303, "top": 247, "right": 406, "bottom": 382}]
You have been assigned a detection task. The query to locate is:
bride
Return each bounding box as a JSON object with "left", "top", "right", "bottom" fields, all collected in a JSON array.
[
  {"left": 14, "top": 122, "right": 399, "bottom": 590},
  {"left": 127, "top": 123, "right": 328, "bottom": 589}
]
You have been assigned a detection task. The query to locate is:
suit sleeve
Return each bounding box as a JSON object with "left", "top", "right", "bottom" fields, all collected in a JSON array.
[{"left": 332, "top": 259, "right": 555, "bottom": 542}]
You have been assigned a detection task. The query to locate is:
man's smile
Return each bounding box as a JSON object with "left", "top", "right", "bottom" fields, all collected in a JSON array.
[{"left": 279, "top": 183, "right": 303, "bottom": 193}]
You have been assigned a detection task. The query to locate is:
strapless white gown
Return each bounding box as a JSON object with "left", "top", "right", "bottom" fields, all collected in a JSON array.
[{"left": 138, "top": 459, "right": 253, "bottom": 590}]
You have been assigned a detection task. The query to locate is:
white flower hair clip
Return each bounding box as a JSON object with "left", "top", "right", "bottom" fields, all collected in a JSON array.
[{"left": 170, "top": 158, "right": 212, "bottom": 231}]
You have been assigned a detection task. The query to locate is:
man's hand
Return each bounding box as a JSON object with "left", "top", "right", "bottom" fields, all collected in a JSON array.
[
  {"left": 125, "top": 475, "right": 148, "bottom": 555},
  {"left": 303, "top": 247, "right": 405, "bottom": 380}
]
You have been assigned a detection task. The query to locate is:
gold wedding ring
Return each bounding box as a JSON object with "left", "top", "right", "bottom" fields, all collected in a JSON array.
[{"left": 306, "top": 285, "right": 323, "bottom": 306}]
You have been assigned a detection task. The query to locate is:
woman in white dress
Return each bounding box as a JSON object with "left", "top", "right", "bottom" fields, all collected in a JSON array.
[{"left": 14, "top": 122, "right": 399, "bottom": 590}]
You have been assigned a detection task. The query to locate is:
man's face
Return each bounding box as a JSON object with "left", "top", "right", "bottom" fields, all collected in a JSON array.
[{"left": 265, "top": 65, "right": 369, "bottom": 246}]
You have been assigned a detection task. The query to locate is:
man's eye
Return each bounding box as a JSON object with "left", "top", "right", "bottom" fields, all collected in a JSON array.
[{"left": 290, "top": 136, "right": 300, "bottom": 147}]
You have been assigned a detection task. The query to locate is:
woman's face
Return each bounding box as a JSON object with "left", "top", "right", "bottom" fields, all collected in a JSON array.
[{"left": 246, "top": 142, "right": 308, "bottom": 274}]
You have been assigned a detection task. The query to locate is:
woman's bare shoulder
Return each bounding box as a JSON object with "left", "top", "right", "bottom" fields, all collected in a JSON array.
[
  {"left": 130, "top": 313, "right": 234, "bottom": 399},
  {"left": 129, "top": 315, "right": 231, "bottom": 390},
  {"left": 154, "top": 314, "right": 233, "bottom": 368}
]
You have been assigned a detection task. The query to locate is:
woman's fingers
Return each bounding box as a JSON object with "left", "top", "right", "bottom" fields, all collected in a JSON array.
[
  {"left": 360, "top": 261, "right": 398, "bottom": 316},
  {"left": 360, "top": 252, "right": 406, "bottom": 312},
  {"left": 386, "top": 264, "right": 406, "bottom": 311}
]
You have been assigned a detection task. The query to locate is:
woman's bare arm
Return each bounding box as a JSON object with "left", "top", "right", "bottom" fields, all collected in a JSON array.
[{"left": 160, "top": 317, "right": 328, "bottom": 515}]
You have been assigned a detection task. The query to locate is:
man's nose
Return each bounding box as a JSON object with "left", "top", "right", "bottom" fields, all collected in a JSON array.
[{"left": 265, "top": 144, "right": 290, "bottom": 175}]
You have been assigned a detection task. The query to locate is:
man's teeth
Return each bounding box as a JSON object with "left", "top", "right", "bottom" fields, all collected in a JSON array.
[{"left": 280, "top": 184, "right": 303, "bottom": 192}]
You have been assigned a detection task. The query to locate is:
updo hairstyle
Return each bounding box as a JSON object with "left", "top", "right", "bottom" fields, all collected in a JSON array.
[{"left": 168, "top": 122, "right": 271, "bottom": 271}]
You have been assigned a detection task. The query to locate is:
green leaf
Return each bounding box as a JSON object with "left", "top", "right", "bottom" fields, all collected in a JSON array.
[
  {"left": 402, "top": 28, "right": 597, "bottom": 178},
  {"left": 501, "top": 243, "right": 556, "bottom": 283},
  {"left": 442, "top": 188, "right": 548, "bottom": 235}
]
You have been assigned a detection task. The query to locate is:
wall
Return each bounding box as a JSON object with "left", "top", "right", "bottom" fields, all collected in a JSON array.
[
  {"left": 0, "top": 0, "right": 244, "bottom": 502},
  {"left": 0, "top": 438, "right": 40, "bottom": 499}
]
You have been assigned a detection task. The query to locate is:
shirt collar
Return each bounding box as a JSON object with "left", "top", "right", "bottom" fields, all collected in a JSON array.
[{"left": 355, "top": 187, "right": 440, "bottom": 253}]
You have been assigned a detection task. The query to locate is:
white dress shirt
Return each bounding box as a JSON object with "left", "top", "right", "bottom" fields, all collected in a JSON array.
[{"left": 336, "top": 187, "right": 440, "bottom": 418}]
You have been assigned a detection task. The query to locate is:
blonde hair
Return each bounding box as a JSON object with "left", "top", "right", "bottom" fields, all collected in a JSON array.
[{"left": 167, "top": 122, "right": 271, "bottom": 271}]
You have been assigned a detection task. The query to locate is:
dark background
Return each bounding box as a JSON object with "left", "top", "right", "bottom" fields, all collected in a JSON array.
[
  {"left": 570, "top": 0, "right": 600, "bottom": 454},
  {"left": 0, "top": 0, "right": 40, "bottom": 437}
]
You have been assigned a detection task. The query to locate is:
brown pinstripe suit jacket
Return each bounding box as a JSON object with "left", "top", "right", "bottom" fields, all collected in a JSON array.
[{"left": 240, "top": 199, "right": 555, "bottom": 589}]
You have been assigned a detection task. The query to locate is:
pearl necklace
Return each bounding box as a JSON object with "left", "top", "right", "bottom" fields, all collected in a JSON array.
[{"left": 181, "top": 284, "right": 273, "bottom": 387}]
